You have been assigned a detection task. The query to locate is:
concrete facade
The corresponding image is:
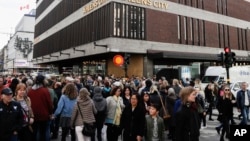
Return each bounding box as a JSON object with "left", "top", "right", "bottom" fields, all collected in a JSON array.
[
  {"left": 2, "top": 10, "right": 36, "bottom": 74},
  {"left": 33, "top": 0, "right": 250, "bottom": 77}
]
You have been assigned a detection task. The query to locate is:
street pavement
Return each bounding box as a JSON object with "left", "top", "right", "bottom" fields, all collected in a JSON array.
[{"left": 52, "top": 107, "right": 247, "bottom": 141}]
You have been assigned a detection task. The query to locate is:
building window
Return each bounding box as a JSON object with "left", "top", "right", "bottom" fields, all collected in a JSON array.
[{"left": 113, "top": 3, "right": 145, "bottom": 39}]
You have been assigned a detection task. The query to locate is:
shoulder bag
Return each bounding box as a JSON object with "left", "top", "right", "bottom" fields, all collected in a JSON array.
[
  {"left": 158, "top": 93, "right": 171, "bottom": 119},
  {"left": 77, "top": 103, "right": 96, "bottom": 137}
]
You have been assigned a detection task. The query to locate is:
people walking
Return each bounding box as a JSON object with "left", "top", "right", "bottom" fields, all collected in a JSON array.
[
  {"left": 217, "top": 85, "right": 235, "bottom": 141},
  {"left": 105, "top": 86, "right": 125, "bottom": 141},
  {"left": 71, "top": 88, "right": 97, "bottom": 141},
  {"left": 237, "top": 82, "right": 250, "bottom": 125},
  {"left": 92, "top": 87, "right": 107, "bottom": 141},
  {"left": 144, "top": 104, "right": 165, "bottom": 141},
  {"left": 175, "top": 87, "right": 200, "bottom": 141},
  {"left": 54, "top": 83, "right": 77, "bottom": 141},
  {"left": 205, "top": 83, "right": 216, "bottom": 121},
  {"left": 13, "top": 83, "right": 34, "bottom": 141},
  {"left": 28, "top": 75, "right": 53, "bottom": 141},
  {"left": 0, "top": 88, "right": 23, "bottom": 141},
  {"left": 121, "top": 93, "right": 145, "bottom": 141}
]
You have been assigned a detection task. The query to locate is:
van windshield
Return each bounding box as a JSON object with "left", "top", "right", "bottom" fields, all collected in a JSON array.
[{"left": 201, "top": 76, "right": 219, "bottom": 83}]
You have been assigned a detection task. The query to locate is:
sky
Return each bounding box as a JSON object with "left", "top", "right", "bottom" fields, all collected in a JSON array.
[{"left": 0, "top": 0, "right": 36, "bottom": 49}]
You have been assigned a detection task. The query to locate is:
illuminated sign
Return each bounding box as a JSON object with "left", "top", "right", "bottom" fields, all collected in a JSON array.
[
  {"left": 127, "top": 0, "right": 168, "bottom": 9},
  {"left": 83, "top": 0, "right": 108, "bottom": 14}
]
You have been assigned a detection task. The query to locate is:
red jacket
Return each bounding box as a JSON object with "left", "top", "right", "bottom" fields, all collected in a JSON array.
[{"left": 28, "top": 86, "right": 53, "bottom": 121}]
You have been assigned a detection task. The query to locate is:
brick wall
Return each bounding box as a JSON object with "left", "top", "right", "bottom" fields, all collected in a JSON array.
[{"left": 146, "top": 9, "right": 179, "bottom": 44}]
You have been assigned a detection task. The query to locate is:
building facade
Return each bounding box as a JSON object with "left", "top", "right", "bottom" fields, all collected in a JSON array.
[
  {"left": 33, "top": 0, "right": 250, "bottom": 79},
  {"left": 2, "top": 9, "right": 38, "bottom": 75}
]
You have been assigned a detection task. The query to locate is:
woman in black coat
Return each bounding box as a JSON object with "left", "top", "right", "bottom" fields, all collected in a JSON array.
[
  {"left": 175, "top": 87, "right": 200, "bottom": 141},
  {"left": 217, "top": 85, "right": 235, "bottom": 141},
  {"left": 204, "top": 83, "right": 216, "bottom": 120},
  {"left": 121, "top": 93, "right": 145, "bottom": 141}
]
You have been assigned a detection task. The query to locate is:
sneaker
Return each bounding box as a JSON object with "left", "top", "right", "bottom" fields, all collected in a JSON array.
[
  {"left": 215, "top": 127, "right": 220, "bottom": 135},
  {"left": 209, "top": 118, "right": 214, "bottom": 121},
  {"left": 201, "top": 126, "right": 207, "bottom": 129}
]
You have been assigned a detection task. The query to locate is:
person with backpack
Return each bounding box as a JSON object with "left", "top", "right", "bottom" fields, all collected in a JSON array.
[{"left": 92, "top": 87, "right": 107, "bottom": 141}]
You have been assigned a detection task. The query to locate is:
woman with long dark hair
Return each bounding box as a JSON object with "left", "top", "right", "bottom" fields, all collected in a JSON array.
[
  {"left": 121, "top": 93, "right": 145, "bottom": 141},
  {"left": 122, "top": 86, "right": 132, "bottom": 107},
  {"left": 140, "top": 91, "right": 151, "bottom": 115}
]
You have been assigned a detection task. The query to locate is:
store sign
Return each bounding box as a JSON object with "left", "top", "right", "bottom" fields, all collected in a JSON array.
[
  {"left": 127, "top": 0, "right": 168, "bottom": 9},
  {"left": 15, "top": 60, "right": 28, "bottom": 67},
  {"left": 83, "top": 0, "right": 108, "bottom": 14}
]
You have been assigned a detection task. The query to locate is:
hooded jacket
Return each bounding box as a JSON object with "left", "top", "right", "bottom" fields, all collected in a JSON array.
[{"left": 93, "top": 87, "right": 107, "bottom": 113}]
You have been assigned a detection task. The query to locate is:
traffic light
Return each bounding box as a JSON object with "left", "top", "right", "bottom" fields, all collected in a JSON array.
[
  {"left": 223, "top": 47, "right": 236, "bottom": 68},
  {"left": 231, "top": 52, "right": 236, "bottom": 64},
  {"left": 217, "top": 52, "right": 224, "bottom": 66},
  {"left": 124, "top": 53, "right": 130, "bottom": 65},
  {"left": 224, "top": 47, "right": 231, "bottom": 68},
  {"left": 113, "top": 55, "right": 124, "bottom": 66}
]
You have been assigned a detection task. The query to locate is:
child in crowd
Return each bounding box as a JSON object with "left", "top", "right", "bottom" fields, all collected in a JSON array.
[{"left": 145, "top": 104, "right": 165, "bottom": 141}]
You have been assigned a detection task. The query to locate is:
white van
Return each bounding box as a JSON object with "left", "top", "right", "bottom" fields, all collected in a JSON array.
[{"left": 201, "top": 66, "right": 250, "bottom": 92}]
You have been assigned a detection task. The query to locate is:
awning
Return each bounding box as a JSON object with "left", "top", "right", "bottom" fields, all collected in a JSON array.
[{"left": 147, "top": 49, "right": 250, "bottom": 62}]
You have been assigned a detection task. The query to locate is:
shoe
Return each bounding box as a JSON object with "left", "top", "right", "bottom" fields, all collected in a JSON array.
[
  {"left": 215, "top": 127, "right": 221, "bottom": 135},
  {"left": 201, "top": 126, "right": 207, "bottom": 129},
  {"left": 209, "top": 118, "right": 214, "bottom": 121}
]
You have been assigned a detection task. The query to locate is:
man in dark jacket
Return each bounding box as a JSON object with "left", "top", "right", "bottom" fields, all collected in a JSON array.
[
  {"left": 0, "top": 88, "right": 23, "bottom": 141},
  {"left": 237, "top": 82, "right": 250, "bottom": 125}
]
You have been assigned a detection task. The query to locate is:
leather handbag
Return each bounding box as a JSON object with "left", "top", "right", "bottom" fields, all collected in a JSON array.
[
  {"left": 82, "top": 122, "right": 96, "bottom": 136},
  {"left": 77, "top": 103, "right": 96, "bottom": 137}
]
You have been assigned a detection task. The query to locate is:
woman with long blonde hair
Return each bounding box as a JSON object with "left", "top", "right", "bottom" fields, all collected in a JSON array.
[
  {"left": 175, "top": 87, "right": 200, "bottom": 141},
  {"left": 216, "top": 85, "right": 235, "bottom": 141}
]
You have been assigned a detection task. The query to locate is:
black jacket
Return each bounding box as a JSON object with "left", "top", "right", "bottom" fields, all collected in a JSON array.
[
  {"left": 0, "top": 101, "right": 23, "bottom": 141},
  {"left": 175, "top": 103, "right": 200, "bottom": 141},
  {"left": 217, "top": 96, "right": 234, "bottom": 118},
  {"left": 120, "top": 104, "right": 145, "bottom": 140}
]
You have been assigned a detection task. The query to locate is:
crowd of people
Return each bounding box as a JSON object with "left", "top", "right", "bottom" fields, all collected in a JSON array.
[{"left": 0, "top": 73, "right": 249, "bottom": 141}]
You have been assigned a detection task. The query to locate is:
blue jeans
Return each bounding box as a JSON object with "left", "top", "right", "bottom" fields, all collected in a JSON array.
[
  {"left": 10, "top": 134, "right": 18, "bottom": 141},
  {"left": 240, "top": 106, "right": 249, "bottom": 125},
  {"left": 32, "top": 120, "right": 51, "bottom": 141}
]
